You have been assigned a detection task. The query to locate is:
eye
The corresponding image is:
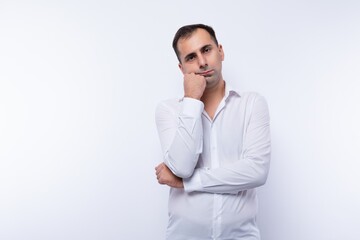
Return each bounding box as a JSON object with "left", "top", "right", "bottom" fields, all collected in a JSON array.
[
  {"left": 186, "top": 55, "right": 196, "bottom": 62},
  {"left": 203, "top": 46, "right": 212, "bottom": 54}
]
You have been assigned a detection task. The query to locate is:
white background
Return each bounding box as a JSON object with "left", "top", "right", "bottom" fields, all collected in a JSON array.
[{"left": 1, "top": 0, "right": 359, "bottom": 239}]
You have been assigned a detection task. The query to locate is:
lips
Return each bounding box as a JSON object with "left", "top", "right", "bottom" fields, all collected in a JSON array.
[{"left": 197, "top": 70, "right": 214, "bottom": 76}]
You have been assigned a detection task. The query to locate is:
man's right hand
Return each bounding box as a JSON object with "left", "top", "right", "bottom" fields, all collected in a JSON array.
[
  {"left": 184, "top": 73, "right": 206, "bottom": 100},
  {"left": 155, "top": 163, "right": 184, "bottom": 188}
]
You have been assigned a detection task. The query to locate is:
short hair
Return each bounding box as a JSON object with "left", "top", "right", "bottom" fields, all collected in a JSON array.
[{"left": 172, "top": 24, "right": 219, "bottom": 63}]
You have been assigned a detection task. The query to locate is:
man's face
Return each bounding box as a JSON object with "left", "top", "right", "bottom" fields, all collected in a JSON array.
[{"left": 177, "top": 29, "right": 224, "bottom": 88}]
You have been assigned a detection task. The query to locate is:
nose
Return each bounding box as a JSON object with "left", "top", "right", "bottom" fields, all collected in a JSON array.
[{"left": 197, "top": 54, "right": 207, "bottom": 69}]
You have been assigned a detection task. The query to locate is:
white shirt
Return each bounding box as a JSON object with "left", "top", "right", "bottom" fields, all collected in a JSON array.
[{"left": 155, "top": 83, "right": 271, "bottom": 240}]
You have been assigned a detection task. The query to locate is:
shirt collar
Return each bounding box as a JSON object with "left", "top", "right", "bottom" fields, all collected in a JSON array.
[
  {"left": 179, "top": 80, "right": 241, "bottom": 102},
  {"left": 224, "top": 81, "right": 241, "bottom": 101}
]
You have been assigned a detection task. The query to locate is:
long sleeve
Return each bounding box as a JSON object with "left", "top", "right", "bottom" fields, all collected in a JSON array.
[
  {"left": 183, "top": 95, "right": 271, "bottom": 194},
  {"left": 155, "top": 98, "right": 204, "bottom": 178}
]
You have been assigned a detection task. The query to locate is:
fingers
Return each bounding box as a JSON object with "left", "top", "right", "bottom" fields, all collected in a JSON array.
[
  {"left": 154, "top": 163, "right": 183, "bottom": 188},
  {"left": 183, "top": 73, "right": 206, "bottom": 99},
  {"left": 155, "top": 163, "right": 164, "bottom": 175},
  {"left": 155, "top": 163, "right": 166, "bottom": 184}
]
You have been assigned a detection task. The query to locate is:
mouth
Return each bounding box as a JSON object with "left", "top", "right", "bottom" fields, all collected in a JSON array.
[{"left": 196, "top": 70, "right": 214, "bottom": 77}]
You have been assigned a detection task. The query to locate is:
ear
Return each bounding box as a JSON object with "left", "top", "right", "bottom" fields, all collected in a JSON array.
[
  {"left": 178, "top": 63, "right": 185, "bottom": 74},
  {"left": 218, "top": 44, "right": 225, "bottom": 61}
]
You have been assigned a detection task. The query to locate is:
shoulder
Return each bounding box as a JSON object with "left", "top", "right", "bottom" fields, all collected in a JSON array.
[
  {"left": 156, "top": 98, "right": 182, "bottom": 109},
  {"left": 237, "top": 92, "right": 270, "bottom": 117},
  {"left": 237, "top": 91, "right": 268, "bottom": 105},
  {"left": 240, "top": 91, "right": 265, "bottom": 100},
  {"left": 241, "top": 92, "right": 270, "bottom": 121},
  {"left": 155, "top": 98, "right": 182, "bottom": 116}
]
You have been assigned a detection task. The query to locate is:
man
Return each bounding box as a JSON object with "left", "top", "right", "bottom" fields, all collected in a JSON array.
[{"left": 155, "top": 24, "right": 271, "bottom": 240}]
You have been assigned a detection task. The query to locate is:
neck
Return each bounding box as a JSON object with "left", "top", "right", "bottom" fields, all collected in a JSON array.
[
  {"left": 200, "top": 79, "right": 225, "bottom": 120},
  {"left": 201, "top": 79, "right": 225, "bottom": 103}
]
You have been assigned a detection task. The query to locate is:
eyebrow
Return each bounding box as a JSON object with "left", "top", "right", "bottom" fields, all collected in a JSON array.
[{"left": 184, "top": 44, "right": 213, "bottom": 62}]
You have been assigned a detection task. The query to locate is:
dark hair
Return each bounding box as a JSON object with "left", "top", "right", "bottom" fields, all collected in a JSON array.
[{"left": 172, "top": 24, "right": 219, "bottom": 63}]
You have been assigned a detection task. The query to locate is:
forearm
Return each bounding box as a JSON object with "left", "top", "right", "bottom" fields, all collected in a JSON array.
[
  {"left": 156, "top": 98, "right": 204, "bottom": 178},
  {"left": 164, "top": 130, "right": 202, "bottom": 178},
  {"left": 183, "top": 151, "right": 270, "bottom": 194}
]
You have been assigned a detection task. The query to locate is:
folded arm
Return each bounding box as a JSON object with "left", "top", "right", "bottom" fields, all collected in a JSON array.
[
  {"left": 155, "top": 98, "right": 204, "bottom": 178},
  {"left": 183, "top": 95, "right": 271, "bottom": 194}
]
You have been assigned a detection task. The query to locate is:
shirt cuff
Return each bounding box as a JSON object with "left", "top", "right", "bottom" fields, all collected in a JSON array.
[
  {"left": 181, "top": 97, "right": 204, "bottom": 117},
  {"left": 183, "top": 168, "right": 203, "bottom": 193}
]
